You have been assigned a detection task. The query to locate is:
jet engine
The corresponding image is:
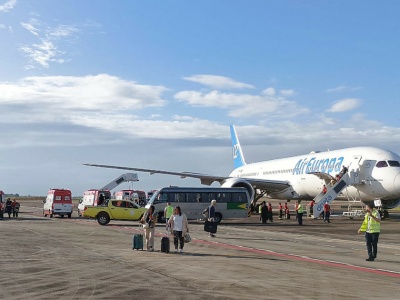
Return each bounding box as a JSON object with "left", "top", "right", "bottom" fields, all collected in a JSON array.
[
  {"left": 381, "top": 199, "right": 400, "bottom": 209},
  {"left": 221, "top": 178, "right": 255, "bottom": 203}
]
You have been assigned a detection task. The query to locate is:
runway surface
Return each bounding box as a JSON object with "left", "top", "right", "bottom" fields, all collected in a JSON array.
[{"left": 1, "top": 200, "right": 399, "bottom": 300}]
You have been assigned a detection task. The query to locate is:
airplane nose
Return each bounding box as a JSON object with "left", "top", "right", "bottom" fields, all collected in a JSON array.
[{"left": 394, "top": 173, "right": 400, "bottom": 195}]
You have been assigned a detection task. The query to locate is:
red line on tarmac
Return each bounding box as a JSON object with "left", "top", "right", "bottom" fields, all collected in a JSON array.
[
  {"left": 194, "top": 239, "right": 400, "bottom": 278},
  {"left": 28, "top": 212, "right": 400, "bottom": 278}
]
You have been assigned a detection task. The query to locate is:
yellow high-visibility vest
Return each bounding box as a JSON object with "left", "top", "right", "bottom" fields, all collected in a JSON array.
[{"left": 359, "top": 210, "right": 381, "bottom": 233}]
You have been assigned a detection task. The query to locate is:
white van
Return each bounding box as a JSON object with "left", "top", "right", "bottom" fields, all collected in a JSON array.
[
  {"left": 77, "top": 189, "right": 111, "bottom": 217},
  {"left": 43, "top": 189, "right": 73, "bottom": 218}
]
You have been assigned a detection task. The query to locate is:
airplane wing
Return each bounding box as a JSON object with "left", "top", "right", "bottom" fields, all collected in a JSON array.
[
  {"left": 81, "top": 163, "right": 227, "bottom": 185},
  {"left": 81, "top": 163, "right": 291, "bottom": 193},
  {"left": 308, "top": 172, "right": 335, "bottom": 181},
  {"left": 231, "top": 177, "right": 291, "bottom": 193}
]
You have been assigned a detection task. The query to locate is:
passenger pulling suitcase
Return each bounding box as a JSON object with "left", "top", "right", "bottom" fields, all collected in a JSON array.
[
  {"left": 132, "top": 234, "right": 143, "bottom": 250},
  {"left": 161, "top": 236, "right": 170, "bottom": 253},
  {"left": 204, "top": 220, "right": 217, "bottom": 234}
]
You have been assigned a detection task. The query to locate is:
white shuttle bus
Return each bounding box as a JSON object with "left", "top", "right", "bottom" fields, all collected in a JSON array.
[{"left": 146, "top": 187, "right": 250, "bottom": 223}]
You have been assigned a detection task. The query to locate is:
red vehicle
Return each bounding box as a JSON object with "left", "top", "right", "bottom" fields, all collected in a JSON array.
[{"left": 43, "top": 189, "right": 73, "bottom": 218}]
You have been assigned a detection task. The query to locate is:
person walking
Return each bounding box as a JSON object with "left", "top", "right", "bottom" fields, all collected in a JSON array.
[
  {"left": 358, "top": 203, "right": 381, "bottom": 261},
  {"left": 5, "top": 198, "right": 12, "bottom": 218},
  {"left": 168, "top": 206, "right": 189, "bottom": 253},
  {"left": 296, "top": 200, "right": 304, "bottom": 225},
  {"left": 322, "top": 184, "right": 327, "bottom": 194},
  {"left": 323, "top": 201, "right": 331, "bottom": 223},
  {"left": 208, "top": 200, "right": 217, "bottom": 237},
  {"left": 11, "top": 199, "right": 20, "bottom": 219},
  {"left": 141, "top": 205, "right": 156, "bottom": 252},
  {"left": 260, "top": 201, "right": 268, "bottom": 224},
  {"left": 164, "top": 202, "right": 174, "bottom": 223}
]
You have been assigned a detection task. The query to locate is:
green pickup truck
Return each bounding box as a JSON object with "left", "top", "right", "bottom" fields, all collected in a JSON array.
[{"left": 82, "top": 199, "right": 147, "bottom": 225}]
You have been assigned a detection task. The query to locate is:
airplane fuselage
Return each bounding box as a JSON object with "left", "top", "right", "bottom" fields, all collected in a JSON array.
[{"left": 229, "top": 147, "right": 400, "bottom": 207}]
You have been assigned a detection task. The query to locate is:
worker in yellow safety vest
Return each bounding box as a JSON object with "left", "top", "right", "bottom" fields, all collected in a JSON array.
[
  {"left": 358, "top": 203, "right": 381, "bottom": 261},
  {"left": 296, "top": 200, "right": 304, "bottom": 226}
]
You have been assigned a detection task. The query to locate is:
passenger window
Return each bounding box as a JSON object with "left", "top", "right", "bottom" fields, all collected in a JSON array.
[
  {"left": 376, "top": 161, "right": 388, "bottom": 168},
  {"left": 388, "top": 160, "right": 400, "bottom": 167},
  {"left": 187, "top": 193, "right": 197, "bottom": 203},
  {"left": 111, "top": 201, "right": 119, "bottom": 207}
]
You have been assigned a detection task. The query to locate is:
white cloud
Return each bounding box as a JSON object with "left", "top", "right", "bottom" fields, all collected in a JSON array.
[
  {"left": 183, "top": 75, "right": 254, "bottom": 89},
  {"left": 0, "top": 0, "right": 16, "bottom": 13},
  {"left": 326, "top": 85, "right": 362, "bottom": 93},
  {"left": 21, "top": 19, "right": 41, "bottom": 36},
  {"left": 174, "top": 89, "right": 308, "bottom": 118},
  {"left": 0, "top": 74, "right": 168, "bottom": 116},
  {"left": 327, "top": 98, "right": 361, "bottom": 112},
  {"left": 280, "top": 89, "right": 294, "bottom": 96},
  {"left": 19, "top": 18, "right": 79, "bottom": 69}
]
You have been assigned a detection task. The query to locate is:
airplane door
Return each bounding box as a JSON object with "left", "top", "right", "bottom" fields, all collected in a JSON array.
[
  {"left": 359, "top": 159, "right": 375, "bottom": 185},
  {"left": 348, "top": 155, "right": 362, "bottom": 185}
]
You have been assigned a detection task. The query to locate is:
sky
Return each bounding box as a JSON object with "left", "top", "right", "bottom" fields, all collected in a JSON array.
[{"left": 1, "top": 0, "right": 400, "bottom": 197}]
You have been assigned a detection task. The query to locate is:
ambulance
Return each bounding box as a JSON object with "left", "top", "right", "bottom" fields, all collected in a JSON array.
[
  {"left": 115, "top": 189, "right": 146, "bottom": 206},
  {"left": 77, "top": 189, "right": 111, "bottom": 217},
  {"left": 43, "top": 189, "right": 73, "bottom": 218}
]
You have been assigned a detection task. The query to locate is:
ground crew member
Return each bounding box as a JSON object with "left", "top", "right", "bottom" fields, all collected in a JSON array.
[
  {"left": 296, "top": 200, "right": 303, "bottom": 225},
  {"left": 164, "top": 202, "right": 174, "bottom": 224},
  {"left": 5, "top": 198, "right": 12, "bottom": 218},
  {"left": 267, "top": 202, "right": 273, "bottom": 222},
  {"left": 358, "top": 203, "right": 381, "bottom": 261},
  {"left": 11, "top": 199, "right": 20, "bottom": 219},
  {"left": 323, "top": 201, "right": 331, "bottom": 223},
  {"left": 308, "top": 200, "right": 315, "bottom": 217},
  {"left": 278, "top": 202, "right": 283, "bottom": 220},
  {"left": 284, "top": 202, "right": 290, "bottom": 219}
]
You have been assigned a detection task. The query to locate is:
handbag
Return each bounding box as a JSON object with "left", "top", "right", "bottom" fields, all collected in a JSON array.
[
  {"left": 143, "top": 223, "right": 149, "bottom": 229},
  {"left": 184, "top": 233, "right": 192, "bottom": 243}
]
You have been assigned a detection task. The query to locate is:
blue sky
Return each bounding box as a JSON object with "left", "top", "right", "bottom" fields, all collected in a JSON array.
[{"left": 1, "top": 0, "right": 400, "bottom": 196}]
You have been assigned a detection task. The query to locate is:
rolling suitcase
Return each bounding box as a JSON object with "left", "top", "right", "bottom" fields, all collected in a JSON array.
[
  {"left": 161, "top": 236, "right": 170, "bottom": 253},
  {"left": 132, "top": 234, "right": 143, "bottom": 250},
  {"left": 204, "top": 220, "right": 217, "bottom": 234}
]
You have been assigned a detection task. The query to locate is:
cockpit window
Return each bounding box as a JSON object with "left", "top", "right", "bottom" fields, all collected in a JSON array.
[
  {"left": 388, "top": 160, "right": 400, "bottom": 167},
  {"left": 376, "top": 161, "right": 388, "bottom": 168}
]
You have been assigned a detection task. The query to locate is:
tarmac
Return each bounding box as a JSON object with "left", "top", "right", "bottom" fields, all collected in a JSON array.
[{"left": 1, "top": 200, "right": 399, "bottom": 300}]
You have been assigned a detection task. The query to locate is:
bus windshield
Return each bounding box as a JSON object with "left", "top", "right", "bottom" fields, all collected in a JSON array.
[{"left": 146, "top": 187, "right": 250, "bottom": 223}]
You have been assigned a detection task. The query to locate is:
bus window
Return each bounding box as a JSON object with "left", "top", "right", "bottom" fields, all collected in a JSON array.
[
  {"left": 155, "top": 192, "right": 168, "bottom": 204},
  {"left": 217, "top": 193, "right": 231, "bottom": 202},
  {"left": 187, "top": 193, "right": 201, "bottom": 202},
  {"left": 172, "top": 192, "right": 186, "bottom": 203},
  {"left": 232, "top": 192, "right": 247, "bottom": 203}
]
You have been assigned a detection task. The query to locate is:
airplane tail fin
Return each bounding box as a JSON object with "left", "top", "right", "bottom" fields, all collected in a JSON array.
[{"left": 230, "top": 124, "right": 247, "bottom": 169}]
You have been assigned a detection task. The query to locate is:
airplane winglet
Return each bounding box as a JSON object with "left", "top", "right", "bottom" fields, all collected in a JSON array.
[{"left": 230, "top": 124, "right": 247, "bottom": 169}]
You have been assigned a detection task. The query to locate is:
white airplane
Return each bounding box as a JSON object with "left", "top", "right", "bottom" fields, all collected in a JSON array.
[{"left": 83, "top": 124, "right": 400, "bottom": 217}]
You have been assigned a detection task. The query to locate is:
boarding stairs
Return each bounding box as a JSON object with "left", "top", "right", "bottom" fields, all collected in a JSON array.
[
  {"left": 101, "top": 173, "right": 139, "bottom": 191},
  {"left": 312, "top": 172, "right": 352, "bottom": 218}
]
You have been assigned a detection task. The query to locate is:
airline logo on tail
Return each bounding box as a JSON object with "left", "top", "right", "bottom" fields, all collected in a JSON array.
[
  {"left": 230, "top": 124, "right": 246, "bottom": 169},
  {"left": 233, "top": 144, "right": 240, "bottom": 160}
]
